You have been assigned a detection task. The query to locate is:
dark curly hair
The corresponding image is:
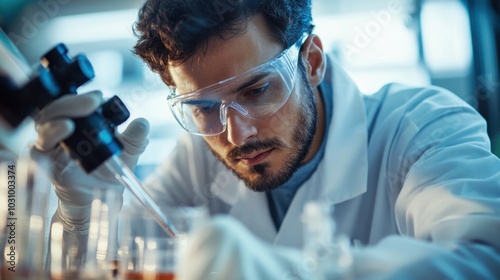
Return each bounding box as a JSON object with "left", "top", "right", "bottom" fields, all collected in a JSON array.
[{"left": 133, "top": 0, "right": 314, "bottom": 86}]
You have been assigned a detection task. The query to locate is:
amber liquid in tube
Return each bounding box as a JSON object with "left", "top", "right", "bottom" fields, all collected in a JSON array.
[{"left": 104, "top": 155, "right": 178, "bottom": 238}]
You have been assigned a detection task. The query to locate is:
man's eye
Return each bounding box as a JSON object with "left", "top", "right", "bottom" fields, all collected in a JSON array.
[
  {"left": 242, "top": 84, "right": 270, "bottom": 97},
  {"left": 185, "top": 100, "right": 219, "bottom": 115},
  {"left": 198, "top": 103, "right": 218, "bottom": 114}
]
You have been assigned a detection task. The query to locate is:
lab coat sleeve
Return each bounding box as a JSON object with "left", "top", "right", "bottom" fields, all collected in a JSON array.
[
  {"left": 352, "top": 236, "right": 500, "bottom": 280},
  {"left": 383, "top": 87, "right": 500, "bottom": 277}
]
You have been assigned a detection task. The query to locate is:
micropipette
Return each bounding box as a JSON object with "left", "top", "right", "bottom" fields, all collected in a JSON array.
[{"left": 0, "top": 37, "right": 178, "bottom": 238}]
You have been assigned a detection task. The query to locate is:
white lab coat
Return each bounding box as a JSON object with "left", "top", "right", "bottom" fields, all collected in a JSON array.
[{"left": 143, "top": 59, "right": 500, "bottom": 277}]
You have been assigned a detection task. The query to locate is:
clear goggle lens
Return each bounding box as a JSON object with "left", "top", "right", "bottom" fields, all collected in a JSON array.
[{"left": 167, "top": 36, "right": 305, "bottom": 136}]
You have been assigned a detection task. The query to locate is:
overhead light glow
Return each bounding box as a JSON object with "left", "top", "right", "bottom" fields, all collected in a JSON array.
[
  {"left": 421, "top": 0, "right": 473, "bottom": 74},
  {"left": 47, "top": 9, "right": 138, "bottom": 44}
]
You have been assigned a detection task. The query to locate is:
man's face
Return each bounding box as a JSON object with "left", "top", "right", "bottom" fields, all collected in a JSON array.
[{"left": 169, "top": 16, "right": 318, "bottom": 192}]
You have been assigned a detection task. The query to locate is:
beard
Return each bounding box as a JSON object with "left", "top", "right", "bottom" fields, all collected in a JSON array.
[{"left": 206, "top": 63, "right": 318, "bottom": 192}]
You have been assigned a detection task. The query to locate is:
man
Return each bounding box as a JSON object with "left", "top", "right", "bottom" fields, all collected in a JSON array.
[{"left": 34, "top": 0, "right": 500, "bottom": 278}]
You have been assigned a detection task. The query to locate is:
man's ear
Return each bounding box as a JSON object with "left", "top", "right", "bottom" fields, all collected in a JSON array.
[{"left": 300, "top": 34, "right": 326, "bottom": 88}]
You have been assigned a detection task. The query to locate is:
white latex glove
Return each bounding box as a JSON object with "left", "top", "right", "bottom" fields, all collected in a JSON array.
[
  {"left": 176, "top": 216, "right": 311, "bottom": 280},
  {"left": 31, "top": 91, "right": 150, "bottom": 232}
]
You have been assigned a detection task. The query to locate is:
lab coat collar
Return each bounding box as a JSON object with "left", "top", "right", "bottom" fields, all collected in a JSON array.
[
  {"left": 319, "top": 58, "right": 369, "bottom": 204},
  {"left": 273, "top": 59, "right": 369, "bottom": 247}
]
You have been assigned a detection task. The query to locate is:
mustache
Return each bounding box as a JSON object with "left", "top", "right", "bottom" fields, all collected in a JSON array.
[{"left": 227, "top": 138, "right": 285, "bottom": 160}]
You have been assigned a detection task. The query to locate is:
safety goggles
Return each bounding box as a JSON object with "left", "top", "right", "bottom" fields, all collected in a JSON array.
[{"left": 166, "top": 36, "right": 306, "bottom": 136}]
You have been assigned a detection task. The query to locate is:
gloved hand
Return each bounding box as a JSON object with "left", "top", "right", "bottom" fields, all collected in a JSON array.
[
  {"left": 31, "top": 91, "right": 150, "bottom": 232},
  {"left": 176, "top": 216, "right": 307, "bottom": 280}
]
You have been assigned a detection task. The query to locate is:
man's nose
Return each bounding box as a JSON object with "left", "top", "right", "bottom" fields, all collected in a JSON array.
[{"left": 225, "top": 108, "right": 257, "bottom": 147}]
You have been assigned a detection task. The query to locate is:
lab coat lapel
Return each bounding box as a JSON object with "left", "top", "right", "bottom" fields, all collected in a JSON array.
[
  {"left": 275, "top": 60, "right": 369, "bottom": 247},
  {"left": 228, "top": 181, "right": 277, "bottom": 243},
  {"left": 320, "top": 60, "right": 368, "bottom": 203}
]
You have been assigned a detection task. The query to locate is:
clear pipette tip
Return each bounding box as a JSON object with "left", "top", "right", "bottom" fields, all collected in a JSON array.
[{"left": 104, "top": 155, "right": 178, "bottom": 238}]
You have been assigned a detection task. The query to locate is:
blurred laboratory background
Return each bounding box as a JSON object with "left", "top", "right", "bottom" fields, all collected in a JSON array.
[{"left": 1, "top": 0, "right": 499, "bottom": 178}]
